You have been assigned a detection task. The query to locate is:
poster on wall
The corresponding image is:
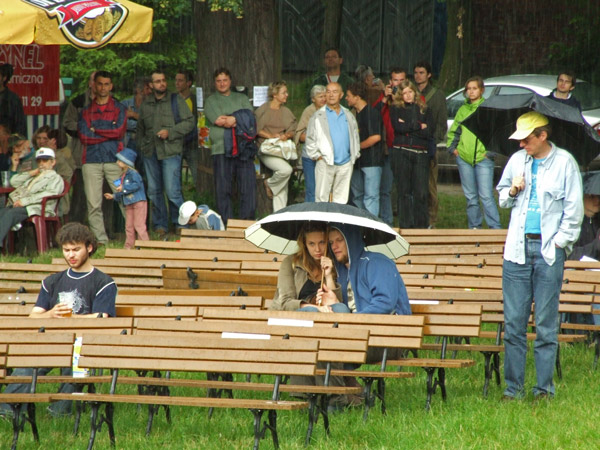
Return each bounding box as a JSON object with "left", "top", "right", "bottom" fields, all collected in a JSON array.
[{"left": 0, "top": 44, "right": 60, "bottom": 116}]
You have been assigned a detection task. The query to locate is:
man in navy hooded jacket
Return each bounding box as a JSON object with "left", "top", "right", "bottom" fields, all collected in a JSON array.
[{"left": 317, "top": 224, "right": 411, "bottom": 315}]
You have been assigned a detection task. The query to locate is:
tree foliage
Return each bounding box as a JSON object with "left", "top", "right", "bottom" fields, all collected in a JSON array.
[
  {"left": 195, "top": 0, "right": 244, "bottom": 18},
  {"left": 61, "top": 0, "right": 197, "bottom": 98}
]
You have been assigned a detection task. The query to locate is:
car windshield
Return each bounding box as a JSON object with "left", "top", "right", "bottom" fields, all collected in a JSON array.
[{"left": 573, "top": 82, "right": 600, "bottom": 111}]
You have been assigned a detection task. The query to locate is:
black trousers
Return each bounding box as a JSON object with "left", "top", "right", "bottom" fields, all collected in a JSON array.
[
  {"left": 212, "top": 154, "right": 256, "bottom": 226},
  {"left": 390, "top": 148, "right": 430, "bottom": 228}
]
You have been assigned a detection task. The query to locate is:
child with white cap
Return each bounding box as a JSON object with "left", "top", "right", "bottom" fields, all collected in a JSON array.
[
  {"left": 178, "top": 201, "right": 224, "bottom": 230},
  {"left": 104, "top": 148, "right": 149, "bottom": 248}
]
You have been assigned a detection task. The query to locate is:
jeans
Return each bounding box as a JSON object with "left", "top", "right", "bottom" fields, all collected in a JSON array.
[
  {"left": 502, "top": 238, "right": 565, "bottom": 398},
  {"left": 456, "top": 156, "right": 501, "bottom": 229},
  {"left": 298, "top": 303, "right": 352, "bottom": 313},
  {"left": 391, "top": 148, "right": 429, "bottom": 228},
  {"left": 302, "top": 156, "right": 316, "bottom": 202},
  {"left": 350, "top": 166, "right": 382, "bottom": 217},
  {"left": 143, "top": 153, "right": 184, "bottom": 231},
  {"left": 379, "top": 154, "right": 394, "bottom": 226}
]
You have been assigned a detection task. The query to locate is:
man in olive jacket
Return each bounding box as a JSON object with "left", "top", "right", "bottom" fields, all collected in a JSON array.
[{"left": 137, "top": 70, "right": 195, "bottom": 234}]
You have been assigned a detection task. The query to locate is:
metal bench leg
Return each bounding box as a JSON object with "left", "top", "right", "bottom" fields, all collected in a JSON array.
[
  {"left": 375, "top": 378, "right": 386, "bottom": 416},
  {"left": 362, "top": 377, "right": 375, "bottom": 421},
  {"left": 87, "top": 403, "right": 101, "bottom": 450},
  {"left": 250, "top": 408, "right": 275, "bottom": 450},
  {"left": 105, "top": 403, "right": 115, "bottom": 448},
  {"left": 555, "top": 344, "right": 562, "bottom": 380},
  {"left": 439, "top": 368, "right": 447, "bottom": 401},
  {"left": 594, "top": 332, "right": 600, "bottom": 370},
  {"left": 304, "top": 393, "right": 329, "bottom": 446},
  {"left": 423, "top": 368, "right": 436, "bottom": 411},
  {"left": 493, "top": 353, "right": 501, "bottom": 386},
  {"left": 9, "top": 403, "right": 24, "bottom": 450},
  {"left": 481, "top": 351, "right": 493, "bottom": 398}
]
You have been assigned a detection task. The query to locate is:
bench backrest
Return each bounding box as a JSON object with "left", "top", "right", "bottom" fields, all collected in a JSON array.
[
  {"left": 116, "top": 295, "right": 263, "bottom": 309},
  {"left": 201, "top": 308, "right": 424, "bottom": 351},
  {"left": 0, "top": 318, "right": 134, "bottom": 336},
  {"left": 133, "top": 318, "right": 369, "bottom": 365},
  {"left": 410, "top": 304, "right": 482, "bottom": 338},
  {"left": 0, "top": 332, "right": 75, "bottom": 369},
  {"left": 78, "top": 333, "right": 318, "bottom": 377}
]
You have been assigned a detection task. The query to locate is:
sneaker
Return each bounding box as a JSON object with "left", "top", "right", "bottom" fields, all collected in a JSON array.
[{"left": 11, "top": 223, "right": 22, "bottom": 232}]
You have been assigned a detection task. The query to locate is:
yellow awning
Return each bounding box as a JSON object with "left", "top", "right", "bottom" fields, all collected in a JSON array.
[{"left": 0, "top": 0, "right": 153, "bottom": 49}]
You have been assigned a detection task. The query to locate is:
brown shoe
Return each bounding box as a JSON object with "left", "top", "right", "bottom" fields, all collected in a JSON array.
[{"left": 264, "top": 179, "right": 273, "bottom": 199}]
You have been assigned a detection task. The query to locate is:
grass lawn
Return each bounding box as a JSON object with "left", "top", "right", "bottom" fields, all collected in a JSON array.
[{"left": 2, "top": 340, "right": 599, "bottom": 449}]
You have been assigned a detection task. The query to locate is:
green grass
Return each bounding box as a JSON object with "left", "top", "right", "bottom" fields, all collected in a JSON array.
[{"left": 2, "top": 341, "right": 600, "bottom": 449}]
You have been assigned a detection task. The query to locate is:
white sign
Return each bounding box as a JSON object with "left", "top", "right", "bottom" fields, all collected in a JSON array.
[
  {"left": 253, "top": 86, "right": 269, "bottom": 107},
  {"left": 268, "top": 318, "right": 314, "bottom": 327},
  {"left": 196, "top": 87, "right": 204, "bottom": 110},
  {"left": 221, "top": 332, "right": 271, "bottom": 340}
]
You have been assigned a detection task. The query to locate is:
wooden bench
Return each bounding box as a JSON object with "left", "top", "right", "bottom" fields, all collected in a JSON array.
[
  {"left": 0, "top": 318, "right": 134, "bottom": 336},
  {"left": 0, "top": 333, "right": 76, "bottom": 450},
  {"left": 200, "top": 308, "right": 424, "bottom": 418},
  {"left": 49, "top": 333, "right": 319, "bottom": 449},
  {"left": 162, "top": 268, "right": 277, "bottom": 290},
  {"left": 116, "top": 295, "right": 264, "bottom": 310},
  {"left": 133, "top": 317, "right": 368, "bottom": 437}
]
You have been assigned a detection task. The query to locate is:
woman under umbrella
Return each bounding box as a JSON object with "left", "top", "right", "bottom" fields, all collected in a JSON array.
[{"left": 270, "top": 222, "right": 350, "bottom": 313}]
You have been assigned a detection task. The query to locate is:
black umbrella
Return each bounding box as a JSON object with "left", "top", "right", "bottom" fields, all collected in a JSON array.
[
  {"left": 244, "top": 202, "right": 410, "bottom": 259},
  {"left": 461, "top": 93, "right": 600, "bottom": 166},
  {"left": 583, "top": 171, "right": 600, "bottom": 195}
]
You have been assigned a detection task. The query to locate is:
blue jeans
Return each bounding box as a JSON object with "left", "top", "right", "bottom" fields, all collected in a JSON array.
[
  {"left": 350, "top": 166, "right": 382, "bottom": 217},
  {"left": 456, "top": 155, "right": 501, "bottom": 229},
  {"left": 379, "top": 154, "right": 394, "bottom": 226},
  {"left": 143, "top": 153, "right": 184, "bottom": 231},
  {"left": 502, "top": 238, "right": 565, "bottom": 398},
  {"left": 299, "top": 303, "right": 351, "bottom": 313},
  {"left": 302, "top": 157, "right": 316, "bottom": 203}
]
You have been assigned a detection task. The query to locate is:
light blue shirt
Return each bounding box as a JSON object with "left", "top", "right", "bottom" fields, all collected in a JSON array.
[
  {"left": 497, "top": 142, "right": 583, "bottom": 265},
  {"left": 524, "top": 158, "right": 544, "bottom": 234},
  {"left": 325, "top": 106, "right": 351, "bottom": 165}
]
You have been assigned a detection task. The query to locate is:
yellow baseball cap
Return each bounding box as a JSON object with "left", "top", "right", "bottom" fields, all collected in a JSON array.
[{"left": 509, "top": 112, "right": 550, "bottom": 140}]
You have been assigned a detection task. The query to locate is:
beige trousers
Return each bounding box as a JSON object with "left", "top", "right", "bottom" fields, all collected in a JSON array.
[
  {"left": 260, "top": 154, "right": 293, "bottom": 212},
  {"left": 315, "top": 159, "right": 353, "bottom": 204}
]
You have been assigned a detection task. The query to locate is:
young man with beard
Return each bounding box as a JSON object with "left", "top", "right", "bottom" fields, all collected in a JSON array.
[
  {"left": 31, "top": 221, "right": 117, "bottom": 318},
  {"left": 0, "top": 223, "right": 116, "bottom": 418}
]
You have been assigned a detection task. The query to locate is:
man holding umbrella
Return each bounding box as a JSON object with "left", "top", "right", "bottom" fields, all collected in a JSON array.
[
  {"left": 317, "top": 224, "right": 411, "bottom": 316},
  {"left": 497, "top": 112, "right": 583, "bottom": 401}
]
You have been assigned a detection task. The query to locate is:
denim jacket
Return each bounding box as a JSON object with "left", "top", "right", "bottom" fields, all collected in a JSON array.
[
  {"left": 113, "top": 168, "right": 146, "bottom": 206},
  {"left": 497, "top": 142, "right": 583, "bottom": 265}
]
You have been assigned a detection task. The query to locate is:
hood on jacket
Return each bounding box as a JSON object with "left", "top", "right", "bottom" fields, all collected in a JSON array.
[{"left": 330, "top": 223, "right": 366, "bottom": 305}]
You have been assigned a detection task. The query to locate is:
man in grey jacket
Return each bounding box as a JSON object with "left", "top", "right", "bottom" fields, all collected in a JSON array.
[
  {"left": 305, "top": 82, "right": 360, "bottom": 204},
  {"left": 137, "top": 70, "right": 195, "bottom": 235},
  {"left": 0, "top": 148, "right": 64, "bottom": 249}
]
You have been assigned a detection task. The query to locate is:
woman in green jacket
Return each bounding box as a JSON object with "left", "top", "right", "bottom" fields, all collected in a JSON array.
[{"left": 447, "top": 76, "right": 501, "bottom": 229}]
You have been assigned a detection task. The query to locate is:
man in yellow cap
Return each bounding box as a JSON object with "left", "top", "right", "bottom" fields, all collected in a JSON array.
[{"left": 497, "top": 111, "right": 583, "bottom": 401}]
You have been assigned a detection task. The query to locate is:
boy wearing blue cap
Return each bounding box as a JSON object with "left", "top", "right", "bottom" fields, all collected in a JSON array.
[{"left": 104, "top": 148, "right": 149, "bottom": 249}]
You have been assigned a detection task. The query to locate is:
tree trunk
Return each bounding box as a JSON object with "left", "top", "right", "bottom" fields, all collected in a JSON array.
[
  {"left": 438, "top": 0, "right": 472, "bottom": 92},
  {"left": 320, "top": 0, "right": 343, "bottom": 55},
  {"left": 194, "top": 0, "right": 280, "bottom": 218},
  {"left": 195, "top": 0, "right": 280, "bottom": 95}
]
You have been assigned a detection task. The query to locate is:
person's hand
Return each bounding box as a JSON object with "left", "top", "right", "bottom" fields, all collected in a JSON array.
[
  {"left": 278, "top": 133, "right": 289, "bottom": 141},
  {"left": 13, "top": 200, "right": 23, "bottom": 207},
  {"left": 320, "top": 256, "right": 333, "bottom": 277},
  {"left": 49, "top": 302, "right": 72, "bottom": 318},
  {"left": 115, "top": 185, "right": 123, "bottom": 192},
  {"left": 215, "top": 116, "right": 227, "bottom": 126},
  {"left": 384, "top": 83, "right": 394, "bottom": 97},
  {"left": 420, "top": 123, "right": 427, "bottom": 129},
  {"left": 510, "top": 175, "right": 525, "bottom": 197},
  {"left": 126, "top": 108, "right": 139, "bottom": 120},
  {"left": 157, "top": 129, "right": 169, "bottom": 140},
  {"left": 397, "top": 118, "right": 405, "bottom": 123},
  {"left": 452, "top": 149, "right": 459, "bottom": 157},
  {"left": 10, "top": 153, "right": 20, "bottom": 169},
  {"left": 104, "top": 193, "right": 114, "bottom": 200},
  {"left": 28, "top": 168, "right": 40, "bottom": 177},
  {"left": 224, "top": 116, "right": 237, "bottom": 128},
  {"left": 316, "top": 283, "right": 338, "bottom": 306}
]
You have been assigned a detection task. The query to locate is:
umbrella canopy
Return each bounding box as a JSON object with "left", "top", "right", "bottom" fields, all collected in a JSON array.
[
  {"left": 0, "top": 0, "right": 153, "bottom": 49},
  {"left": 583, "top": 171, "right": 600, "bottom": 195},
  {"left": 461, "top": 92, "right": 600, "bottom": 166},
  {"left": 244, "top": 202, "right": 410, "bottom": 259}
]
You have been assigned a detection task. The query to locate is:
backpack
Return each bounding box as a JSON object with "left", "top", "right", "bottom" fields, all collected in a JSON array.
[{"left": 170, "top": 93, "right": 197, "bottom": 146}]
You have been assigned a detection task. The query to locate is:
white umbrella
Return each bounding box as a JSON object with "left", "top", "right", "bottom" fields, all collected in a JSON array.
[{"left": 245, "top": 202, "right": 410, "bottom": 259}]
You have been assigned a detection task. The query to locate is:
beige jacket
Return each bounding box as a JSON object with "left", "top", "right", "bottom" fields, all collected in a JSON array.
[
  {"left": 270, "top": 255, "right": 342, "bottom": 311},
  {"left": 9, "top": 169, "right": 64, "bottom": 217}
]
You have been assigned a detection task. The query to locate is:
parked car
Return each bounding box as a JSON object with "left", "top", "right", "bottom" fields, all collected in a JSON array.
[{"left": 439, "top": 74, "right": 600, "bottom": 174}]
